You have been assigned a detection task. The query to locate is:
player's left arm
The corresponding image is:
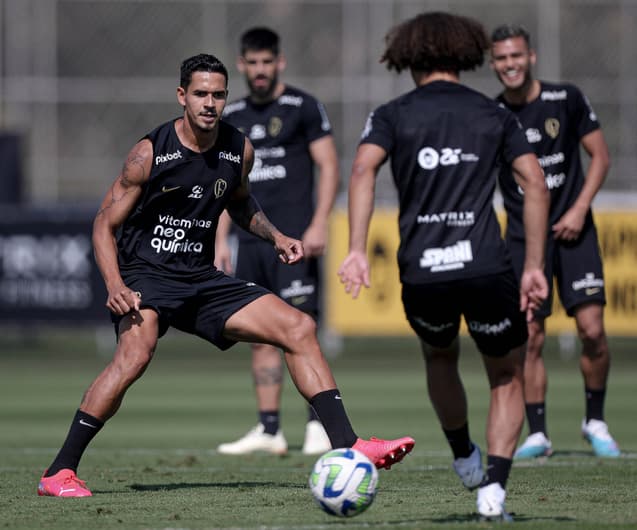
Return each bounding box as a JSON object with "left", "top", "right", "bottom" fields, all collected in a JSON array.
[
  {"left": 226, "top": 138, "right": 304, "bottom": 264},
  {"left": 303, "top": 135, "right": 340, "bottom": 257},
  {"left": 553, "top": 129, "right": 610, "bottom": 240}
]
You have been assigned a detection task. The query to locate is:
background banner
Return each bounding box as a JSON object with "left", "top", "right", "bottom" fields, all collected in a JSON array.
[{"left": 327, "top": 209, "right": 637, "bottom": 336}]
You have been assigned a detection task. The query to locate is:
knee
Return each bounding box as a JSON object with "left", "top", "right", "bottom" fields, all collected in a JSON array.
[
  {"left": 526, "top": 321, "right": 545, "bottom": 358},
  {"left": 578, "top": 324, "right": 607, "bottom": 358},
  {"left": 112, "top": 344, "right": 154, "bottom": 383},
  {"left": 286, "top": 311, "right": 317, "bottom": 347}
]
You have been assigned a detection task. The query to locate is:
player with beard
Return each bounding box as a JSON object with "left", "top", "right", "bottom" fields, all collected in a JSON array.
[
  {"left": 338, "top": 12, "right": 549, "bottom": 520},
  {"left": 215, "top": 27, "right": 338, "bottom": 456},
  {"left": 37, "top": 53, "right": 414, "bottom": 497},
  {"left": 491, "top": 24, "right": 619, "bottom": 459}
]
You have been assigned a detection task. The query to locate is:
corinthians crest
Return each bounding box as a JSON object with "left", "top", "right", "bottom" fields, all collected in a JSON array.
[
  {"left": 214, "top": 178, "right": 227, "bottom": 198},
  {"left": 268, "top": 116, "right": 283, "bottom": 137},
  {"left": 545, "top": 118, "right": 560, "bottom": 139}
]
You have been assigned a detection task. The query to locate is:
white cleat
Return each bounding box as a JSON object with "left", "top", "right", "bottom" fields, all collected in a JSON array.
[
  {"left": 302, "top": 420, "right": 332, "bottom": 455},
  {"left": 581, "top": 418, "right": 620, "bottom": 458},
  {"left": 217, "top": 423, "right": 288, "bottom": 455},
  {"left": 514, "top": 431, "right": 553, "bottom": 459},
  {"left": 453, "top": 444, "right": 484, "bottom": 490},
  {"left": 477, "top": 482, "right": 513, "bottom": 522}
]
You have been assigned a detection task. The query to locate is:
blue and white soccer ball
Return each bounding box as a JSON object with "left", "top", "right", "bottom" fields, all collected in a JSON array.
[{"left": 308, "top": 448, "right": 378, "bottom": 517}]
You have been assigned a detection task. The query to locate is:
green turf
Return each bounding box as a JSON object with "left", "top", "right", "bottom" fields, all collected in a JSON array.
[{"left": 0, "top": 330, "right": 635, "bottom": 529}]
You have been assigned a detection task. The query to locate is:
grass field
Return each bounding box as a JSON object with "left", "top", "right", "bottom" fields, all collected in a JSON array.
[{"left": 1, "top": 329, "right": 636, "bottom": 530}]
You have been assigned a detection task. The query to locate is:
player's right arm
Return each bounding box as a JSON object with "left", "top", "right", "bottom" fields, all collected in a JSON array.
[
  {"left": 93, "top": 139, "right": 152, "bottom": 315},
  {"left": 337, "top": 143, "right": 386, "bottom": 299},
  {"left": 511, "top": 152, "right": 550, "bottom": 320}
]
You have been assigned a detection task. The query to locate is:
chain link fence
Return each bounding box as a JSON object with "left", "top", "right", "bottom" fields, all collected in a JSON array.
[{"left": 1, "top": 0, "right": 635, "bottom": 205}]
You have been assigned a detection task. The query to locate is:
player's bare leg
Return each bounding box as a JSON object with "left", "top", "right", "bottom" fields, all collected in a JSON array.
[
  {"left": 39, "top": 310, "right": 160, "bottom": 497},
  {"left": 223, "top": 294, "right": 414, "bottom": 468},
  {"left": 575, "top": 303, "right": 619, "bottom": 456},
  {"left": 421, "top": 338, "right": 484, "bottom": 490}
]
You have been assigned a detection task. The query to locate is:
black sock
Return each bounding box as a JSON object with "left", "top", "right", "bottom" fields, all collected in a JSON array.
[
  {"left": 45, "top": 410, "right": 104, "bottom": 476},
  {"left": 259, "top": 410, "right": 280, "bottom": 435},
  {"left": 585, "top": 387, "right": 606, "bottom": 422},
  {"left": 480, "top": 455, "right": 512, "bottom": 489},
  {"left": 307, "top": 404, "right": 321, "bottom": 423},
  {"left": 526, "top": 402, "right": 547, "bottom": 435},
  {"left": 443, "top": 423, "right": 473, "bottom": 459},
  {"left": 309, "top": 389, "right": 357, "bottom": 448}
]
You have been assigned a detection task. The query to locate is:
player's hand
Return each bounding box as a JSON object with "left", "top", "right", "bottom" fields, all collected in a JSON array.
[
  {"left": 519, "top": 268, "right": 549, "bottom": 322},
  {"left": 106, "top": 284, "right": 141, "bottom": 315},
  {"left": 214, "top": 238, "right": 233, "bottom": 274},
  {"left": 337, "top": 250, "right": 370, "bottom": 299},
  {"left": 552, "top": 205, "right": 586, "bottom": 241},
  {"left": 274, "top": 235, "right": 304, "bottom": 265},
  {"left": 302, "top": 221, "right": 328, "bottom": 257}
]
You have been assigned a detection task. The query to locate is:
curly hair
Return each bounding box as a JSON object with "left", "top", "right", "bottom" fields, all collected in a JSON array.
[{"left": 381, "top": 12, "right": 489, "bottom": 74}]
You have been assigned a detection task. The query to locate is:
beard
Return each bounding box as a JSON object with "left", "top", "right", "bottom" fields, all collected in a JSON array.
[{"left": 248, "top": 74, "right": 277, "bottom": 100}]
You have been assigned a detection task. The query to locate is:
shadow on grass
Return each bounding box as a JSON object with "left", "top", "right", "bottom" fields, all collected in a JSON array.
[
  {"left": 400, "top": 513, "right": 577, "bottom": 524},
  {"left": 128, "top": 480, "right": 305, "bottom": 492}
]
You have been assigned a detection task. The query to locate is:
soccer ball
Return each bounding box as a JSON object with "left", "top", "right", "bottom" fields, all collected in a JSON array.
[{"left": 308, "top": 448, "right": 378, "bottom": 517}]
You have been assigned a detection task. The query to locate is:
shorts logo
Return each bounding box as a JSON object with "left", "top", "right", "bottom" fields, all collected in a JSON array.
[
  {"left": 280, "top": 280, "right": 315, "bottom": 300},
  {"left": 214, "top": 179, "right": 227, "bottom": 198},
  {"left": 411, "top": 317, "right": 454, "bottom": 333},
  {"left": 572, "top": 272, "right": 604, "bottom": 293},
  {"left": 468, "top": 318, "right": 512, "bottom": 336},
  {"left": 420, "top": 240, "right": 473, "bottom": 272},
  {"left": 188, "top": 185, "right": 204, "bottom": 199}
]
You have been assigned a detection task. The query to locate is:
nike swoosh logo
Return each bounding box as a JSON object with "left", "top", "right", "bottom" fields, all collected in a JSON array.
[
  {"left": 585, "top": 288, "right": 600, "bottom": 295},
  {"left": 335, "top": 395, "right": 342, "bottom": 400},
  {"left": 79, "top": 419, "right": 98, "bottom": 429},
  {"left": 59, "top": 488, "right": 76, "bottom": 494},
  {"left": 161, "top": 185, "right": 181, "bottom": 193}
]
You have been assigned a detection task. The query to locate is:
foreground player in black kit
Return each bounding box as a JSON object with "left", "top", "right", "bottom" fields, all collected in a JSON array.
[
  {"left": 216, "top": 27, "right": 337, "bottom": 456},
  {"left": 37, "top": 54, "right": 414, "bottom": 498},
  {"left": 491, "top": 25, "right": 619, "bottom": 459},
  {"left": 338, "top": 13, "right": 549, "bottom": 520}
]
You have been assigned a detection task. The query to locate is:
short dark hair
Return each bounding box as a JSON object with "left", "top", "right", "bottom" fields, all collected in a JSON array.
[
  {"left": 381, "top": 12, "right": 489, "bottom": 74},
  {"left": 180, "top": 54, "right": 228, "bottom": 89},
  {"left": 491, "top": 24, "right": 531, "bottom": 46},
  {"left": 240, "top": 27, "right": 280, "bottom": 56}
]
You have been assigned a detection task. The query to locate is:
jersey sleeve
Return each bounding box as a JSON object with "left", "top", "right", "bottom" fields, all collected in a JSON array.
[
  {"left": 301, "top": 95, "right": 333, "bottom": 143},
  {"left": 501, "top": 109, "right": 534, "bottom": 164},
  {"left": 568, "top": 84, "right": 601, "bottom": 140},
  {"left": 359, "top": 103, "right": 394, "bottom": 152}
]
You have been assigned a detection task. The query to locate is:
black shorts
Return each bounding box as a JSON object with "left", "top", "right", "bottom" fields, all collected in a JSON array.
[
  {"left": 235, "top": 240, "right": 320, "bottom": 320},
  {"left": 401, "top": 270, "right": 528, "bottom": 357},
  {"left": 111, "top": 269, "right": 270, "bottom": 350},
  {"left": 507, "top": 218, "right": 605, "bottom": 318}
]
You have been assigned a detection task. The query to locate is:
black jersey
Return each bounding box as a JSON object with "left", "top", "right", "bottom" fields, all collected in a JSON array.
[
  {"left": 361, "top": 81, "right": 532, "bottom": 285},
  {"left": 497, "top": 81, "right": 600, "bottom": 240},
  {"left": 117, "top": 119, "right": 246, "bottom": 279},
  {"left": 222, "top": 85, "right": 332, "bottom": 241}
]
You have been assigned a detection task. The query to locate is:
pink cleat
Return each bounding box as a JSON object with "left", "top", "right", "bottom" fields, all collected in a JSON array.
[
  {"left": 38, "top": 469, "right": 92, "bottom": 497},
  {"left": 352, "top": 436, "right": 415, "bottom": 470}
]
